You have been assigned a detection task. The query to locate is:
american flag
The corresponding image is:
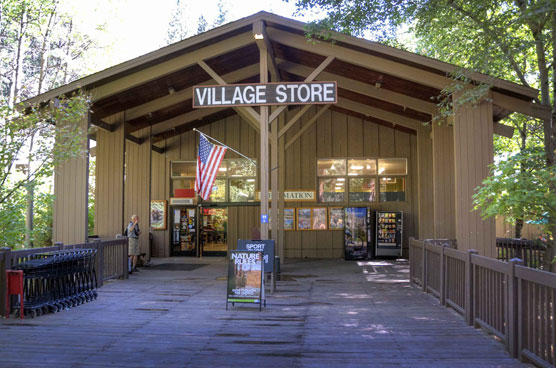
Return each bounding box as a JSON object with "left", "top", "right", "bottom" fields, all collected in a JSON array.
[{"left": 195, "top": 133, "right": 227, "bottom": 200}]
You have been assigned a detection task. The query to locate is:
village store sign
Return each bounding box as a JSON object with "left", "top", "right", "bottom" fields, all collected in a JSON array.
[{"left": 193, "top": 81, "right": 337, "bottom": 107}]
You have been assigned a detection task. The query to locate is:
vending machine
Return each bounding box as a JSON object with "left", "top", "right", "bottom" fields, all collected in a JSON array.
[
  {"left": 171, "top": 207, "right": 198, "bottom": 256},
  {"left": 344, "top": 207, "right": 372, "bottom": 260},
  {"left": 375, "top": 211, "right": 403, "bottom": 257}
]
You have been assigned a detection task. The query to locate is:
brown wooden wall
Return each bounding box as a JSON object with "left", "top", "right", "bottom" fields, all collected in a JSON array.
[
  {"left": 432, "top": 122, "right": 456, "bottom": 238},
  {"left": 124, "top": 127, "right": 152, "bottom": 258},
  {"left": 453, "top": 92, "right": 495, "bottom": 257},
  {"left": 53, "top": 115, "right": 89, "bottom": 244},
  {"left": 417, "top": 127, "right": 434, "bottom": 239},
  {"left": 95, "top": 114, "right": 125, "bottom": 238},
  {"left": 150, "top": 107, "right": 418, "bottom": 258}
]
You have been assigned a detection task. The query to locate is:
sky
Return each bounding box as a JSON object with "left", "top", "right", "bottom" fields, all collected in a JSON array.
[{"left": 63, "top": 0, "right": 323, "bottom": 74}]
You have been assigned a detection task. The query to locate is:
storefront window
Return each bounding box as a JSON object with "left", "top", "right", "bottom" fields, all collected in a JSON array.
[
  {"left": 318, "top": 178, "right": 345, "bottom": 202},
  {"left": 378, "top": 158, "right": 407, "bottom": 175},
  {"left": 209, "top": 179, "right": 226, "bottom": 202},
  {"left": 228, "top": 159, "right": 256, "bottom": 177},
  {"left": 317, "top": 159, "right": 346, "bottom": 176},
  {"left": 347, "top": 159, "right": 376, "bottom": 176},
  {"left": 349, "top": 177, "right": 377, "bottom": 202},
  {"left": 229, "top": 179, "right": 255, "bottom": 202},
  {"left": 379, "top": 177, "right": 406, "bottom": 202},
  {"left": 171, "top": 162, "right": 196, "bottom": 177}
]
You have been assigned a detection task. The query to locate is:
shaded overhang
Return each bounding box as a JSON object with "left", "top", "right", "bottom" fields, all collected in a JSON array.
[{"left": 25, "top": 11, "right": 548, "bottom": 149}]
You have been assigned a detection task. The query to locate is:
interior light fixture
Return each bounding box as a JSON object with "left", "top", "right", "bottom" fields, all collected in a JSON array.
[
  {"left": 218, "top": 167, "right": 227, "bottom": 171},
  {"left": 351, "top": 165, "right": 364, "bottom": 170}
]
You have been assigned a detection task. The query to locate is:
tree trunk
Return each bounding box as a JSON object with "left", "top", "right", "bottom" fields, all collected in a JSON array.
[{"left": 515, "top": 218, "right": 523, "bottom": 239}]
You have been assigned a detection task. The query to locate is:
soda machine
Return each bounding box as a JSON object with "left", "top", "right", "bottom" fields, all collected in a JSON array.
[
  {"left": 344, "top": 207, "right": 372, "bottom": 260},
  {"left": 375, "top": 211, "right": 403, "bottom": 257}
]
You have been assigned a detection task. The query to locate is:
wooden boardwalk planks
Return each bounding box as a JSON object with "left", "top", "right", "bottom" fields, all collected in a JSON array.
[{"left": 0, "top": 259, "right": 529, "bottom": 367}]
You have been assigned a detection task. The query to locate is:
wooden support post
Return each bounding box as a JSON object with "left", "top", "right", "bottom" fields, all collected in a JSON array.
[
  {"left": 409, "top": 237, "right": 414, "bottom": 284},
  {"left": 0, "top": 247, "right": 11, "bottom": 317},
  {"left": 507, "top": 258, "right": 523, "bottom": 357},
  {"left": 465, "top": 249, "right": 478, "bottom": 326},
  {"left": 439, "top": 245, "right": 446, "bottom": 306},
  {"left": 259, "top": 40, "right": 269, "bottom": 241},
  {"left": 95, "top": 242, "right": 104, "bottom": 288},
  {"left": 422, "top": 243, "right": 427, "bottom": 292}
]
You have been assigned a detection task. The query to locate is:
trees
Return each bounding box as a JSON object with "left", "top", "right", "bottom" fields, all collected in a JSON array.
[
  {"left": 1, "top": 0, "right": 96, "bottom": 248},
  {"left": 290, "top": 0, "right": 555, "bottom": 270}
]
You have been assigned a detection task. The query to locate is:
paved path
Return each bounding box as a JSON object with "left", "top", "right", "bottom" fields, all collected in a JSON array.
[{"left": 0, "top": 258, "right": 529, "bottom": 367}]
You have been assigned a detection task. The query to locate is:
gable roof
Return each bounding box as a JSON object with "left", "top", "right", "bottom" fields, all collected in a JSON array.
[{"left": 26, "top": 11, "right": 548, "bottom": 142}]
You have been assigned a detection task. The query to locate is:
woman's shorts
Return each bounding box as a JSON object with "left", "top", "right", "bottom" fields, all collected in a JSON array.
[{"left": 128, "top": 237, "right": 140, "bottom": 256}]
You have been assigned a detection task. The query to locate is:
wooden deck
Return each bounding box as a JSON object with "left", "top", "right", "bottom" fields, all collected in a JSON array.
[{"left": 0, "top": 258, "right": 530, "bottom": 367}]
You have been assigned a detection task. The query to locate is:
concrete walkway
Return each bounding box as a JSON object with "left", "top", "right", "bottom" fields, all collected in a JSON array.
[{"left": 0, "top": 258, "right": 529, "bottom": 367}]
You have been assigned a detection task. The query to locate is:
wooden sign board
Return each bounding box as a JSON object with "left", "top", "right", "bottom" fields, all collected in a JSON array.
[
  {"left": 226, "top": 250, "right": 265, "bottom": 310},
  {"left": 193, "top": 81, "right": 337, "bottom": 108},
  {"left": 256, "top": 190, "right": 316, "bottom": 202}
]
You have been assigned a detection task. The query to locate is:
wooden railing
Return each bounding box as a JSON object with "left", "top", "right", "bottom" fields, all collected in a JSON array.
[
  {"left": 410, "top": 238, "right": 555, "bottom": 367},
  {"left": 0, "top": 238, "right": 128, "bottom": 317}
]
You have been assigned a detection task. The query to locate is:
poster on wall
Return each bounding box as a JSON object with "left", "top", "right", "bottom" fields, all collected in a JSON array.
[
  {"left": 283, "top": 208, "right": 295, "bottom": 230},
  {"left": 150, "top": 200, "right": 167, "bottom": 230},
  {"left": 297, "top": 208, "right": 312, "bottom": 230},
  {"left": 329, "top": 207, "right": 344, "bottom": 230},
  {"left": 226, "top": 250, "right": 264, "bottom": 310},
  {"left": 312, "top": 208, "right": 328, "bottom": 230}
]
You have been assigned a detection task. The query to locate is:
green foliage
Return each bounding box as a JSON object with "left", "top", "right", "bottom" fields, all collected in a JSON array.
[
  {"left": 32, "top": 189, "right": 54, "bottom": 247},
  {"left": 473, "top": 148, "right": 556, "bottom": 226}
]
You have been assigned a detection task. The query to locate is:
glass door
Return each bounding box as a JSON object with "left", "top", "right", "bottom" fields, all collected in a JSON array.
[
  {"left": 171, "top": 207, "right": 197, "bottom": 256},
  {"left": 201, "top": 207, "right": 228, "bottom": 256}
]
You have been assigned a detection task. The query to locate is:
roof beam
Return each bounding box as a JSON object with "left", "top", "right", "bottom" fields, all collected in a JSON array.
[
  {"left": 151, "top": 107, "right": 223, "bottom": 135},
  {"left": 277, "top": 59, "right": 436, "bottom": 115},
  {"left": 268, "top": 55, "right": 335, "bottom": 124},
  {"left": 125, "top": 133, "right": 143, "bottom": 145},
  {"left": 197, "top": 59, "right": 261, "bottom": 133},
  {"left": 493, "top": 122, "right": 514, "bottom": 138},
  {"left": 492, "top": 91, "right": 550, "bottom": 121},
  {"left": 278, "top": 105, "right": 311, "bottom": 138},
  {"left": 336, "top": 98, "right": 423, "bottom": 130},
  {"left": 124, "top": 64, "right": 260, "bottom": 121},
  {"left": 90, "top": 116, "right": 115, "bottom": 132},
  {"left": 253, "top": 21, "right": 279, "bottom": 82}
]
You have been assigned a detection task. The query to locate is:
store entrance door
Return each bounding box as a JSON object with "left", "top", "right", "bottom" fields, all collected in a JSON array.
[
  {"left": 171, "top": 207, "right": 198, "bottom": 256},
  {"left": 201, "top": 207, "right": 228, "bottom": 257}
]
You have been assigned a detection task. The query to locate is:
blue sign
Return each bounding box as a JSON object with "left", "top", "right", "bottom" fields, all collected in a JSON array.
[
  {"left": 237, "top": 239, "right": 275, "bottom": 271},
  {"left": 261, "top": 214, "right": 269, "bottom": 223}
]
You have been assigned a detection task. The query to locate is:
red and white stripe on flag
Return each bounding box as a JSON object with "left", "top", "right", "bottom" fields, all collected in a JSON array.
[{"left": 195, "top": 134, "right": 227, "bottom": 200}]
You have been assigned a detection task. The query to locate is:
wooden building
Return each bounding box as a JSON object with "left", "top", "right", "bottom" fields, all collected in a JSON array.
[{"left": 27, "top": 12, "right": 549, "bottom": 261}]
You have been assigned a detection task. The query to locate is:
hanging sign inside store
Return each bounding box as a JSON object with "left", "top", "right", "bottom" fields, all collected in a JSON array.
[{"left": 193, "top": 81, "right": 337, "bottom": 107}]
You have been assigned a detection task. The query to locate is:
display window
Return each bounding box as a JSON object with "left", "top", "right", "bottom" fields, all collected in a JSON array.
[
  {"left": 171, "top": 159, "right": 255, "bottom": 203},
  {"left": 379, "top": 177, "right": 406, "bottom": 202},
  {"left": 317, "top": 158, "right": 407, "bottom": 203}
]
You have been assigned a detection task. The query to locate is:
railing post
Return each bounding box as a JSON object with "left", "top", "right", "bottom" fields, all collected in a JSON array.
[
  {"left": 465, "top": 249, "right": 478, "bottom": 326},
  {"left": 440, "top": 245, "right": 446, "bottom": 306},
  {"left": 422, "top": 241, "right": 428, "bottom": 292},
  {"left": 119, "top": 236, "right": 129, "bottom": 280},
  {"left": 507, "top": 257, "right": 523, "bottom": 358},
  {"left": 95, "top": 241, "right": 104, "bottom": 288},
  {"left": 54, "top": 242, "right": 64, "bottom": 250},
  {"left": 0, "top": 247, "right": 11, "bottom": 317},
  {"left": 409, "top": 237, "right": 414, "bottom": 284}
]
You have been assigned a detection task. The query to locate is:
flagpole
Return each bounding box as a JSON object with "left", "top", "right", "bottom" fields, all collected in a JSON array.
[{"left": 193, "top": 128, "right": 257, "bottom": 166}]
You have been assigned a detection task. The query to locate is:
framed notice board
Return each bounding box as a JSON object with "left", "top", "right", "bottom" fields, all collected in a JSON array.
[{"left": 226, "top": 250, "right": 265, "bottom": 311}]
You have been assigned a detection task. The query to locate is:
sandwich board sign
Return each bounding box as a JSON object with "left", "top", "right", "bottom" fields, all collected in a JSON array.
[
  {"left": 226, "top": 250, "right": 265, "bottom": 311},
  {"left": 237, "top": 239, "right": 274, "bottom": 272}
]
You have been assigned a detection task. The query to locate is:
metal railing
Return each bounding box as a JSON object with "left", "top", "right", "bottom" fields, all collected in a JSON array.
[
  {"left": 497, "top": 237, "right": 545, "bottom": 269},
  {"left": 0, "top": 238, "right": 128, "bottom": 317},
  {"left": 410, "top": 238, "right": 555, "bottom": 367}
]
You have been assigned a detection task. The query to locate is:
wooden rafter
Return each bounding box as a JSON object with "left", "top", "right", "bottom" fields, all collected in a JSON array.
[
  {"left": 253, "top": 20, "right": 280, "bottom": 82},
  {"left": 197, "top": 60, "right": 261, "bottom": 133},
  {"left": 268, "top": 55, "right": 335, "bottom": 124}
]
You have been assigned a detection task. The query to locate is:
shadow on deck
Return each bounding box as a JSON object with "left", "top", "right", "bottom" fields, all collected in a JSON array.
[{"left": 0, "top": 258, "right": 529, "bottom": 367}]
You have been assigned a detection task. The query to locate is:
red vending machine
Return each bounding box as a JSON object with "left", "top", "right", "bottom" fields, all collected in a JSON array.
[{"left": 375, "top": 211, "right": 403, "bottom": 257}]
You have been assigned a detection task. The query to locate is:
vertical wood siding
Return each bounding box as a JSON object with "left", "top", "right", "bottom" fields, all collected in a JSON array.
[
  {"left": 53, "top": 114, "right": 89, "bottom": 244},
  {"left": 150, "top": 107, "right": 420, "bottom": 258},
  {"left": 124, "top": 127, "right": 152, "bottom": 258},
  {"left": 432, "top": 122, "right": 456, "bottom": 238},
  {"left": 95, "top": 114, "right": 125, "bottom": 238},
  {"left": 453, "top": 93, "right": 495, "bottom": 257},
  {"left": 417, "top": 127, "right": 434, "bottom": 239}
]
